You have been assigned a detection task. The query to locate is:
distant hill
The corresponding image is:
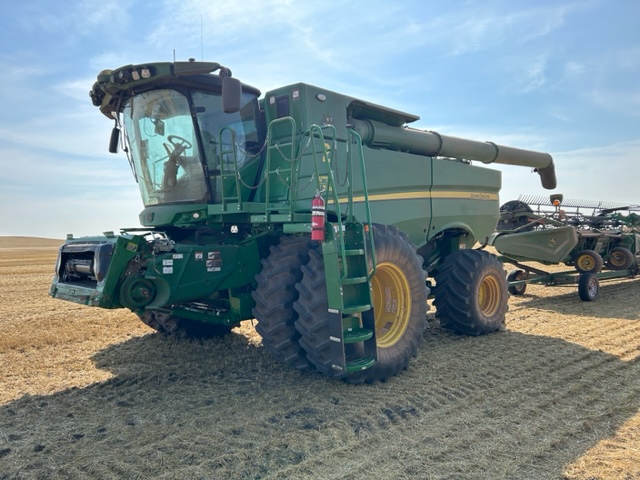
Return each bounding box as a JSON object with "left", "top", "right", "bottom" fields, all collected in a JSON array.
[{"left": 0, "top": 236, "right": 65, "bottom": 248}]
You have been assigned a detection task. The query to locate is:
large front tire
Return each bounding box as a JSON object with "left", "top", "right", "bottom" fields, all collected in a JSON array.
[
  {"left": 434, "top": 249, "right": 508, "bottom": 335},
  {"left": 294, "top": 224, "right": 429, "bottom": 383},
  {"left": 252, "top": 236, "right": 314, "bottom": 370}
]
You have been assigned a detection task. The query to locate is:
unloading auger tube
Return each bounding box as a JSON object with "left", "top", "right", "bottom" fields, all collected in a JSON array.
[{"left": 350, "top": 118, "right": 556, "bottom": 189}]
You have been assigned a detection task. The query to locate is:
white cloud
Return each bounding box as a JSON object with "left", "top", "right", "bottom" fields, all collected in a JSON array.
[
  {"left": 409, "top": 3, "right": 580, "bottom": 56},
  {"left": 511, "top": 55, "right": 548, "bottom": 93}
]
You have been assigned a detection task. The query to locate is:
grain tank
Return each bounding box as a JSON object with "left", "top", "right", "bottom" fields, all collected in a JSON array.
[{"left": 50, "top": 60, "right": 556, "bottom": 382}]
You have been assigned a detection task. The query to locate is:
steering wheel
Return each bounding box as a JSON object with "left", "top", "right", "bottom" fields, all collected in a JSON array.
[
  {"left": 168, "top": 134, "right": 192, "bottom": 150},
  {"left": 163, "top": 135, "right": 193, "bottom": 156}
]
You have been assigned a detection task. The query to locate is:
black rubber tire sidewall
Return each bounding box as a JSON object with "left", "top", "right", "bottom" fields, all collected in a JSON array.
[
  {"left": 578, "top": 273, "right": 600, "bottom": 301},
  {"left": 434, "top": 249, "right": 508, "bottom": 336},
  {"left": 507, "top": 269, "right": 527, "bottom": 296},
  {"left": 605, "top": 246, "right": 635, "bottom": 271},
  {"left": 294, "top": 224, "right": 428, "bottom": 383},
  {"left": 252, "top": 236, "right": 314, "bottom": 370}
]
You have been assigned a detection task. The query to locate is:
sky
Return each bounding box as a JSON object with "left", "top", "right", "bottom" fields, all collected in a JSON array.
[{"left": 1, "top": 0, "right": 639, "bottom": 239}]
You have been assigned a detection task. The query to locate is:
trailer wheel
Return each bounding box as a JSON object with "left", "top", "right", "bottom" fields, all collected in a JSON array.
[
  {"left": 252, "top": 236, "right": 314, "bottom": 370},
  {"left": 574, "top": 250, "right": 603, "bottom": 273},
  {"left": 136, "top": 310, "right": 235, "bottom": 338},
  {"left": 605, "top": 246, "right": 634, "bottom": 270},
  {"left": 578, "top": 273, "right": 600, "bottom": 301},
  {"left": 507, "top": 269, "right": 527, "bottom": 295},
  {"left": 294, "top": 224, "right": 428, "bottom": 383},
  {"left": 434, "top": 249, "right": 508, "bottom": 335}
]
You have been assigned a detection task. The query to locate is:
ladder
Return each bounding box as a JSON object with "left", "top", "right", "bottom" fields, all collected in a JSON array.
[
  {"left": 224, "top": 118, "right": 379, "bottom": 374},
  {"left": 306, "top": 125, "right": 378, "bottom": 374}
]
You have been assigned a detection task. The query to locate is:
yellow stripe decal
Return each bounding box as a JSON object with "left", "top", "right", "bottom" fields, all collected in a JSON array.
[{"left": 346, "top": 191, "right": 499, "bottom": 202}]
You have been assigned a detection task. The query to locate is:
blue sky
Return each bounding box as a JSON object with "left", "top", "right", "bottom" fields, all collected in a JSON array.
[{"left": 1, "top": 0, "right": 638, "bottom": 239}]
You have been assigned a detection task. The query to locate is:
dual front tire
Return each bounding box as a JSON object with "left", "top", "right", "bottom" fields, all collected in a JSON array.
[
  {"left": 255, "top": 226, "right": 509, "bottom": 382},
  {"left": 293, "top": 224, "right": 429, "bottom": 383},
  {"left": 255, "top": 225, "right": 429, "bottom": 383}
]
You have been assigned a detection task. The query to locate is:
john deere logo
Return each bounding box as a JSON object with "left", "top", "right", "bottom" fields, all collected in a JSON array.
[{"left": 548, "top": 237, "right": 557, "bottom": 247}]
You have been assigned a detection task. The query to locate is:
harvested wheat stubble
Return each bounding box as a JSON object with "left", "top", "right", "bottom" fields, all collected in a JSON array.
[{"left": 0, "top": 238, "right": 639, "bottom": 479}]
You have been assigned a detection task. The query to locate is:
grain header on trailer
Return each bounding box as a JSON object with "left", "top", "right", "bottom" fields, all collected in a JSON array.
[{"left": 491, "top": 195, "right": 639, "bottom": 300}]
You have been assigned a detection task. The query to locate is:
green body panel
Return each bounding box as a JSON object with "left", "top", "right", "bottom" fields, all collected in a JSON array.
[
  {"left": 50, "top": 234, "right": 145, "bottom": 307},
  {"left": 491, "top": 226, "right": 579, "bottom": 264},
  {"left": 260, "top": 83, "right": 502, "bottom": 249},
  {"left": 51, "top": 230, "right": 267, "bottom": 325},
  {"left": 142, "top": 241, "right": 262, "bottom": 308}
]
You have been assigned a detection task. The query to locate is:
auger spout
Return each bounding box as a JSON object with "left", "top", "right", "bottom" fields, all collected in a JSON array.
[{"left": 350, "top": 118, "right": 556, "bottom": 189}]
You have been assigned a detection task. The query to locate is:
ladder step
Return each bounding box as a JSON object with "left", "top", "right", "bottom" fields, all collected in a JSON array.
[
  {"left": 341, "top": 276, "right": 368, "bottom": 285},
  {"left": 345, "top": 356, "right": 376, "bottom": 372},
  {"left": 342, "top": 304, "right": 371, "bottom": 314},
  {"left": 343, "top": 327, "right": 373, "bottom": 344},
  {"left": 344, "top": 249, "right": 365, "bottom": 256}
]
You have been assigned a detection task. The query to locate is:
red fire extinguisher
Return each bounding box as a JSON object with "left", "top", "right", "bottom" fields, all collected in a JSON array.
[{"left": 311, "top": 191, "right": 326, "bottom": 241}]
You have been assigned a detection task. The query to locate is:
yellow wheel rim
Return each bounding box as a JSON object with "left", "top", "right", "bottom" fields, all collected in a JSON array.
[
  {"left": 577, "top": 254, "right": 594, "bottom": 271},
  {"left": 478, "top": 275, "right": 501, "bottom": 317},
  {"left": 371, "top": 262, "right": 411, "bottom": 348}
]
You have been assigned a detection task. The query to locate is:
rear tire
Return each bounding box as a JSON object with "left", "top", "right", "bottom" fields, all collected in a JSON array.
[
  {"left": 578, "top": 273, "right": 600, "bottom": 301},
  {"left": 294, "top": 224, "right": 429, "bottom": 383},
  {"left": 574, "top": 249, "right": 603, "bottom": 273},
  {"left": 605, "top": 246, "right": 634, "bottom": 270},
  {"left": 434, "top": 249, "right": 508, "bottom": 335},
  {"left": 252, "top": 236, "right": 314, "bottom": 370}
]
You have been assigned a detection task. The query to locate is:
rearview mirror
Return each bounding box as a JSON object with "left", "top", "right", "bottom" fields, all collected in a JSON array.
[
  {"left": 222, "top": 76, "right": 241, "bottom": 114},
  {"left": 109, "top": 126, "right": 120, "bottom": 153},
  {"left": 153, "top": 118, "right": 165, "bottom": 136}
]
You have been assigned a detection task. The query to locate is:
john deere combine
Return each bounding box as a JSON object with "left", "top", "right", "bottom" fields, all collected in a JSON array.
[{"left": 50, "top": 60, "right": 556, "bottom": 382}]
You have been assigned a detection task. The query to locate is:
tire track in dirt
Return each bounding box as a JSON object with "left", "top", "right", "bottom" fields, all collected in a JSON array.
[
  {"left": 266, "top": 329, "right": 640, "bottom": 478},
  {"left": 2, "top": 325, "right": 639, "bottom": 480}
]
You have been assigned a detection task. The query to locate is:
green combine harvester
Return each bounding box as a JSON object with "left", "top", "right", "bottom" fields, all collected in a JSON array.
[{"left": 50, "top": 60, "right": 556, "bottom": 382}]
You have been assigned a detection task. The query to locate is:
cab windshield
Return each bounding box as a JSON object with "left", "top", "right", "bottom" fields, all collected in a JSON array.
[{"left": 122, "top": 88, "right": 261, "bottom": 206}]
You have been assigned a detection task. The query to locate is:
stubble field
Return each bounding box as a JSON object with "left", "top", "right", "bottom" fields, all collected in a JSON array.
[{"left": 1, "top": 236, "right": 639, "bottom": 479}]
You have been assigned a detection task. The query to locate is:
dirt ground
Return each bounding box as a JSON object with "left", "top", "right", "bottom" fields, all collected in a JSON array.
[{"left": 1, "top": 237, "right": 639, "bottom": 479}]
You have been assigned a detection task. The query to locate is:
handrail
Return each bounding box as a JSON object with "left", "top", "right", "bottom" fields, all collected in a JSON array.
[
  {"left": 218, "top": 126, "right": 242, "bottom": 210},
  {"left": 262, "top": 118, "right": 376, "bottom": 281},
  {"left": 307, "top": 125, "right": 352, "bottom": 282},
  {"left": 265, "top": 117, "right": 297, "bottom": 219},
  {"left": 348, "top": 129, "right": 376, "bottom": 277}
]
